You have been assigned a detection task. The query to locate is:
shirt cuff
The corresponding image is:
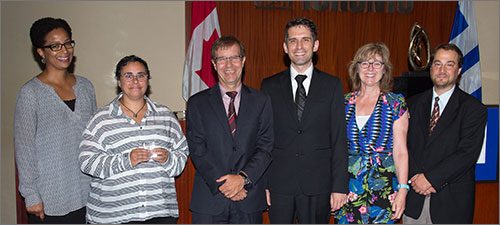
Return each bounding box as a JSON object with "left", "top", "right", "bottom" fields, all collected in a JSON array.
[{"left": 24, "top": 193, "right": 42, "bottom": 208}]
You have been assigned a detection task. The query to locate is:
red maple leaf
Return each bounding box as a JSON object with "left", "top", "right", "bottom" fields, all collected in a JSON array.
[{"left": 195, "top": 31, "right": 219, "bottom": 88}]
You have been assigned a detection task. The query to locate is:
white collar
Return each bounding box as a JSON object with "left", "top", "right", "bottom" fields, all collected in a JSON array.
[
  {"left": 432, "top": 85, "right": 455, "bottom": 101},
  {"left": 291, "top": 64, "right": 313, "bottom": 80}
]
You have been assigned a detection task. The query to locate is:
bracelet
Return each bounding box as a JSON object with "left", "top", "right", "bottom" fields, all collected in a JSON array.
[{"left": 397, "top": 183, "right": 410, "bottom": 190}]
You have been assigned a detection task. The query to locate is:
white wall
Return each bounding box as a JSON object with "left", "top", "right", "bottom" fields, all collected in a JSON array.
[
  {"left": 475, "top": 1, "right": 499, "bottom": 105},
  {"left": 1, "top": 1, "right": 185, "bottom": 223}
]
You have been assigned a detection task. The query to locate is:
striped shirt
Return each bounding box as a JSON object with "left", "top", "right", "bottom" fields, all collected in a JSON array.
[{"left": 79, "top": 94, "right": 188, "bottom": 224}]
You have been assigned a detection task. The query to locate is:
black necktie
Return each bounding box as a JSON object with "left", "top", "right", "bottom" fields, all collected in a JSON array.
[
  {"left": 226, "top": 91, "right": 238, "bottom": 138},
  {"left": 295, "top": 75, "right": 307, "bottom": 121},
  {"left": 429, "top": 96, "right": 440, "bottom": 135}
]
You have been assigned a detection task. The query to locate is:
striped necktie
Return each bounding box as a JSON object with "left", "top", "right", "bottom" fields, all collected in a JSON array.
[
  {"left": 295, "top": 75, "right": 307, "bottom": 121},
  {"left": 429, "top": 96, "right": 440, "bottom": 135},
  {"left": 226, "top": 91, "right": 238, "bottom": 138}
]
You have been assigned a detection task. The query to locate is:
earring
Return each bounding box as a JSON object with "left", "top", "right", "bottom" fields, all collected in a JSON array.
[{"left": 41, "top": 58, "right": 46, "bottom": 64}]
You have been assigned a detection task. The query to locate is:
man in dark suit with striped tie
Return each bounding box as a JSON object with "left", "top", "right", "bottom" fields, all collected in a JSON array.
[
  {"left": 404, "top": 43, "right": 487, "bottom": 223},
  {"left": 186, "top": 35, "right": 274, "bottom": 223},
  {"left": 261, "top": 17, "right": 348, "bottom": 224}
]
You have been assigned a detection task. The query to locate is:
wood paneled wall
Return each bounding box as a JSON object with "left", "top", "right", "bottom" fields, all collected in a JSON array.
[{"left": 213, "top": 1, "right": 457, "bottom": 91}]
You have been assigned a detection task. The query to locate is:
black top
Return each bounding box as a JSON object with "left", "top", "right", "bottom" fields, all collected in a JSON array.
[{"left": 64, "top": 99, "right": 76, "bottom": 111}]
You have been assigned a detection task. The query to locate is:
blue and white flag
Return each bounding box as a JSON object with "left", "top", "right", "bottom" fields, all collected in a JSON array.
[
  {"left": 450, "top": 1, "right": 490, "bottom": 179},
  {"left": 449, "top": 0, "right": 482, "bottom": 100}
]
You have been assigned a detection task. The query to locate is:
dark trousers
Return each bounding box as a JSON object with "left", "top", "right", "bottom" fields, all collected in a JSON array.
[
  {"left": 192, "top": 202, "right": 263, "bottom": 224},
  {"left": 124, "top": 216, "right": 178, "bottom": 224},
  {"left": 27, "top": 207, "right": 86, "bottom": 224},
  {"left": 268, "top": 192, "right": 331, "bottom": 224}
]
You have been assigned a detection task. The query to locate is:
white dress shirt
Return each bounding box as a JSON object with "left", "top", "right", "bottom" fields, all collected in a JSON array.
[
  {"left": 431, "top": 85, "right": 455, "bottom": 115},
  {"left": 290, "top": 64, "right": 313, "bottom": 100}
]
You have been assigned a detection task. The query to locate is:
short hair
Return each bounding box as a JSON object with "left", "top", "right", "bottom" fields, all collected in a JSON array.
[
  {"left": 30, "top": 17, "right": 72, "bottom": 48},
  {"left": 211, "top": 35, "right": 246, "bottom": 59},
  {"left": 432, "top": 43, "right": 464, "bottom": 68},
  {"left": 114, "top": 55, "right": 151, "bottom": 80},
  {"left": 348, "top": 42, "right": 393, "bottom": 93},
  {"left": 284, "top": 17, "right": 318, "bottom": 42}
]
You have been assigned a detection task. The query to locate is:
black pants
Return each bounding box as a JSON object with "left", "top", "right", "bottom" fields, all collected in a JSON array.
[
  {"left": 124, "top": 216, "right": 178, "bottom": 224},
  {"left": 268, "top": 192, "right": 331, "bottom": 224},
  {"left": 27, "top": 207, "right": 86, "bottom": 224},
  {"left": 192, "top": 202, "right": 262, "bottom": 224}
]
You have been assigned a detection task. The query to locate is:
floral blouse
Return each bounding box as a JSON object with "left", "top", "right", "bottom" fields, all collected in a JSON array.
[{"left": 335, "top": 91, "right": 407, "bottom": 224}]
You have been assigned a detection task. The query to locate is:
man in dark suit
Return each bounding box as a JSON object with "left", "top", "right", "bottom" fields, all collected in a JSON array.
[
  {"left": 186, "top": 36, "right": 273, "bottom": 223},
  {"left": 403, "top": 43, "right": 487, "bottom": 223},
  {"left": 260, "top": 17, "right": 348, "bottom": 224}
]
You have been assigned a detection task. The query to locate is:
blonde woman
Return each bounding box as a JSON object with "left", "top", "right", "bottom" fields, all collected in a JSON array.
[{"left": 334, "top": 43, "right": 409, "bottom": 224}]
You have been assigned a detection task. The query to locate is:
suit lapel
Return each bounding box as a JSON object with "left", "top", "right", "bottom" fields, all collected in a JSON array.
[
  {"left": 427, "top": 87, "right": 460, "bottom": 145},
  {"left": 236, "top": 85, "right": 251, "bottom": 140},
  {"left": 409, "top": 89, "right": 432, "bottom": 162},
  {"left": 208, "top": 85, "right": 232, "bottom": 138},
  {"left": 279, "top": 70, "right": 300, "bottom": 124},
  {"left": 417, "top": 90, "right": 433, "bottom": 137},
  {"left": 229, "top": 86, "right": 252, "bottom": 165}
]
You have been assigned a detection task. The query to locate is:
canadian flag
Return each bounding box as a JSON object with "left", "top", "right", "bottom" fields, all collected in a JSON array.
[{"left": 182, "top": 1, "right": 221, "bottom": 101}]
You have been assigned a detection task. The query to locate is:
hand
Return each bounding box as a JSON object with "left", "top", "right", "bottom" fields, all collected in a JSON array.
[
  {"left": 422, "top": 186, "right": 437, "bottom": 196},
  {"left": 391, "top": 189, "right": 407, "bottom": 220},
  {"left": 129, "top": 148, "right": 151, "bottom": 167},
  {"left": 410, "top": 174, "right": 436, "bottom": 196},
  {"left": 230, "top": 188, "right": 248, "bottom": 201},
  {"left": 151, "top": 148, "right": 169, "bottom": 164},
  {"left": 26, "top": 202, "right": 45, "bottom": 221},
  {"left": 330, "top": 192, "right": 348, "bottom": 211},
  {"left": 216, "top": 174, "right": 245, "bottom": 199},
  {"left": 265, "top": 189, "right": 271, "bottom": 206}
]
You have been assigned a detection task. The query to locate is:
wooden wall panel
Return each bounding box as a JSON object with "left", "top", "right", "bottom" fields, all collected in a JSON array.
[
  {"left": 15, "top": 168, "right": 28, "bottom": 224},
  {"left": 214, "top": 1, "right": 457, "bottom": 92},
  {"left": 174, "top": 119, "right": 194, "bottom": 224},
  {"left": 175, "top": 158, "right": 195, "bottom": 224},
  {"left": 473, "top": 182, "right": 499, "bottom": 224}
]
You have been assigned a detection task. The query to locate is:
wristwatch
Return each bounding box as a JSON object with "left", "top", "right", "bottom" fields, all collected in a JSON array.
[{"left": 238, "top": 171, "right": 251, "bottom": 185}]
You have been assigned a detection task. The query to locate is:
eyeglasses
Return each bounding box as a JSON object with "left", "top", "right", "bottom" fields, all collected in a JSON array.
[
  {"left": 358, "top": 61, "right": 384, "bottom": 69},
  {"left": 214, "top": 55, "right": 243, "bottom": 64},
  {"left": 432, "top": 61, "right": 457, "bottom": 70},
  {"left": 42, "top": 40, "right": 76, "bottom": 52},
  {"left": 121, "top": 72, "right": 149, "bottom": 82}
]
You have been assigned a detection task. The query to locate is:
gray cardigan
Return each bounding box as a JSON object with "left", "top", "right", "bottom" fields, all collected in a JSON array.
[{"left": 14, "top": 75, "right": 96, "bottom": 216}]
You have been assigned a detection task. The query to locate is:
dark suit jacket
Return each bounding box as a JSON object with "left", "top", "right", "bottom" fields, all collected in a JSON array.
[
  {"left": 405, "top": 87, "right": 487, "bottom": 223},
  {"left": 186, "top": 84, "right": 274, "bottom": 215},
  {"left": 260, "top": 68, "right": 348, "bottom": 195}
]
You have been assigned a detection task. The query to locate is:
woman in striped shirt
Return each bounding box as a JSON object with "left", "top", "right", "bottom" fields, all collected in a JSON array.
[{"left": 79, "top": 55, "right": 189, "bottom": 224}]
